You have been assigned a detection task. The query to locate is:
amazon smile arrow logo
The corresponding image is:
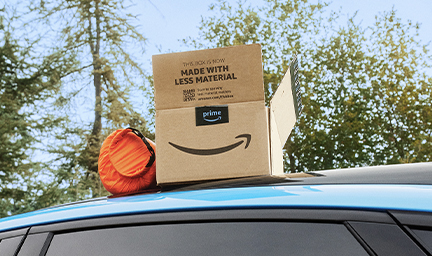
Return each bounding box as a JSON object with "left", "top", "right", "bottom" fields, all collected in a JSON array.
[
  {"left": 169, "top": 134, "right": 251, "bottom": 156},
  {"left": 203, "top": 116, "right": 222, "bottom": 122}
]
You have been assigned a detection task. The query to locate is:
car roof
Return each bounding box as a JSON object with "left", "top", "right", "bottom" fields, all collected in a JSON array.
[
  {"left": 164, "top": 162, "right": 432, "bottom": 191},
  {"left": 0, "top": 162, "right": 431, "bottom": 233}
]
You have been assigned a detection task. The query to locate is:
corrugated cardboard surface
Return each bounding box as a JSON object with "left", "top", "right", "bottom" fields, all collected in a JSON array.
[
  {"left": 156, "top": 101, "right": 270, "bottom": 184},
  {"left": 153, "top": 44, "right": 264, "bottom": 110},
  {"left": 269, "top": 68, "right": 297, "bottom": 175},
  {"left": 152, "top": 44, "right": 281, "bottom": 185},
  {"left": 270, "top": 68, "right": 297, "bottom": 145}
]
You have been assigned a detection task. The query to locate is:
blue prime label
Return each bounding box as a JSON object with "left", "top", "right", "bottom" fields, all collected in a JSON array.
[{"left": 195, "top": 105, "right": 229, "bottom": 126}]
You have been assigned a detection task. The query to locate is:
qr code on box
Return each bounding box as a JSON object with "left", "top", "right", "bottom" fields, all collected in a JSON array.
[{"left": 183, "top": 89, "right": 196, "bottom": 102}]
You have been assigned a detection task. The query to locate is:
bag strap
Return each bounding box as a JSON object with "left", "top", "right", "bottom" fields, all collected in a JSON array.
[{"left": 127, "top": 128, "right": 155, "bottom": 168}]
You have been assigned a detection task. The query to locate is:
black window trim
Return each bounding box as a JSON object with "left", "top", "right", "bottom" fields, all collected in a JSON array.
[
  {"left": 28, "top": 208, "right": 394, "bottom": 235},
  {"left": 389, "top": 210, "right": 432, "bottom": 255},
  {"left": 10, "top": 209, "right": 432, "bottom": 256},
  {"left": 0, "top": 228, "right": 29, "bottom": 240},
  {"left": 0, "top": 227, "right": 29, "bottom": 256},
  {"left": 390, "top": 210, "right": 432, "bottom": 229}
]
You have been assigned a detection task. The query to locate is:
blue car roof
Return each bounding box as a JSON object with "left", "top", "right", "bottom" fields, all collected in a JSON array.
[{"left": 1, "top": 183, "right": 432, "bottom": 233}]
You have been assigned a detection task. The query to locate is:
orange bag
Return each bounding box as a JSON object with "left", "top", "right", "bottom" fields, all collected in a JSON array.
[{"left": 98, "top": 128, "right": 156, "bottom": 195}]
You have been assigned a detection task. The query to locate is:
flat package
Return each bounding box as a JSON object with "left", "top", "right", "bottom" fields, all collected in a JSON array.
[{"left": 153, "top": 44, "right": 300, "bottom": 185}]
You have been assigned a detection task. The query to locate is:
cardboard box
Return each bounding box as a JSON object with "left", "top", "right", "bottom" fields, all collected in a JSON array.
[{"left": 153, "top": 44, "right": 300, "bottom": 185}]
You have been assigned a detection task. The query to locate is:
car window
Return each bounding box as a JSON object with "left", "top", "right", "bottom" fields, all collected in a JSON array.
[
  {"left": 411, "top": 229, "right": 432, "bottom": 253},
  {"left": 17, "top": 233, "right": 52, "bottom": 256},
  {"left": 388, "top": 210, "right": 432, "bottom": 254},
  {"left": 45, "top": 222, "right": 368, "bottom": 256},
  {"left": 0, "top": 236, "right": 24, "bottom": 256},
  {"left": 348, "top": 222, "right": 426, "bottom": 256}
]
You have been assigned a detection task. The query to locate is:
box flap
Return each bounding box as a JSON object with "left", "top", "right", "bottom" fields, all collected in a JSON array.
[{"left": 270, "top": 56, "right": 301, "bottom": 174}]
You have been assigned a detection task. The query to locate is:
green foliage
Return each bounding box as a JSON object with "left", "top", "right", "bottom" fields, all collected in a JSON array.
[
  {"left": 1, "top": 0, "right": 153, "bottom": 216},
  {"left": 26, "top": 0, "right": 152, "bottom": 200},
  {"left": 185, "top": 0, "right": 432, "bottom": 172},
  {"left": 365, "top": 10, "right": 432, "bottom": 164},
  {"left": 0, "top": 9, "right": 76, "bottom": 216},
  {"left": 2, "top": 0, "right": 431, "bottom": 217}
]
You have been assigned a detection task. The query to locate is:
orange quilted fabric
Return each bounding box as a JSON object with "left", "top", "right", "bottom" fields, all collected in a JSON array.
[{"left": 98, "top": 129, "right": 156, "bottom": 195}]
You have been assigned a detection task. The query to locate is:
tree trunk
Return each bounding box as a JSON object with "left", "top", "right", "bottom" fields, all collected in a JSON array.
[
  {"left": 286, "top": 135, "right": 296, "bottom": 173},
  {"left": 87, "top": 0, "right": 102, "bottom": 175}
]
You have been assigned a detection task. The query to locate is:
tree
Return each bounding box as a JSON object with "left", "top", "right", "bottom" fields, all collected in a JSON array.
[
  {"left": 27, "top": 0, "right": 153, "bottom": 199},
  {"left": 184, "top": 0, "right": 432, "bottom": 172},
  {"left": 365, "top": 10, "right": 432, "bottom": 164},
  {"left": 0, "top": 8, "right": 78, "bottom": 216}
]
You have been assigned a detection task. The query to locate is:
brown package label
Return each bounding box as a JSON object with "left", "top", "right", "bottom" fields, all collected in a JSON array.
[
  {"left": 153, "top": 44, "right": 264, "bottom": 110},
  {"left": 156, "top": 101, "right": 270, "bottom": 184}
]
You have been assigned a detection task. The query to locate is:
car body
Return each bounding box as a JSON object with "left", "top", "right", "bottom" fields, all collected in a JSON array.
[{"left": 1, "top": 162, "right": 432, "bottom": 255}]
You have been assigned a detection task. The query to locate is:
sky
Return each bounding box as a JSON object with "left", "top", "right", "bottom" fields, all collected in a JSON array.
[
  {"left": 5, "top": 0, "right": 430, "bottom": 129},
  {"left": 2, "top": 0, "right": 430, "bottom": 190},
  {"left": 132, "top": 0, "right": 432, "bottom": 71}
]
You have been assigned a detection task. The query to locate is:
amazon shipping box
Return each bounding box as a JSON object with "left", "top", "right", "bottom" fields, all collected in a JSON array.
[{"left": 153, "top": 44, "right": 300, "bottom": 185}]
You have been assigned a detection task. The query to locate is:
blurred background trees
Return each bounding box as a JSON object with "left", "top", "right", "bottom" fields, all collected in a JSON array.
[
  {"left": 0, "top": 0, "right": 153, "bottom": 216},
  {"left": 0, "top": 8, "right": 77, "bottom": 216},
  {"left": 184, "top": 0, "right": 432, "bottom": 172},
  {"left": 27, "top": 0, "right": 153, "bottom": 201},
  {"left": 0, "top": 0, "right": 431, "bottom": 216}
]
